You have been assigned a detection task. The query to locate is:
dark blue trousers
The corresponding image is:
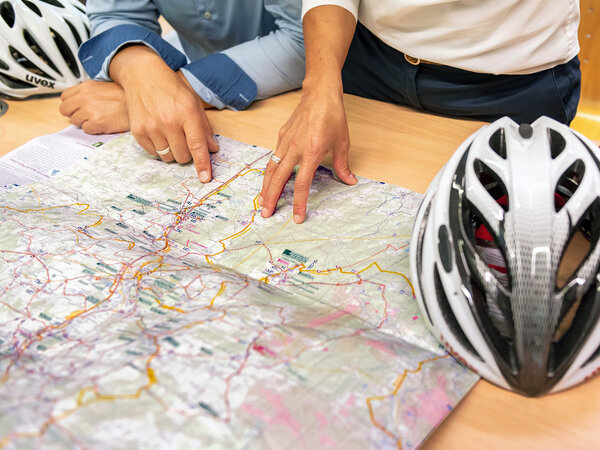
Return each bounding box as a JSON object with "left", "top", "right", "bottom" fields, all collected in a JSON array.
[{"left": 342, "top": 22, "right": 581, "bottom": 125}]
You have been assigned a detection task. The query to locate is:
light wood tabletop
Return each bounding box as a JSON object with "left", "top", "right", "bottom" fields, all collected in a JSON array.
[{"left": 1, "top": 92, "right": 599, "bottom": 449}]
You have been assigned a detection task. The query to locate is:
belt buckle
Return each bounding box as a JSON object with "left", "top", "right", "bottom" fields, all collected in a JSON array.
[{"left": 404, "top": 54, "right": 421, "bottom": 65}]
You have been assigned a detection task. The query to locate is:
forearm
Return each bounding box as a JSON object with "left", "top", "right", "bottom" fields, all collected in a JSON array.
[
  {"left": 301, "top": 5, "right": 357, "bottom": 90},
  {"left": 108, "top": 46, "right": 212, "bottom": 108}
]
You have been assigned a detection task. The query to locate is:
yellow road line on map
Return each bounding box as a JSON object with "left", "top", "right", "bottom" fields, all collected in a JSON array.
[
  {"left": 235, "top": 215, "right": 293, "bottom": 271},
  {"left": 267, "top": 235, "right": 408, "bottom": 245},
  {"left": 203, "top": 282, "right": 227, "bottom": 308},
  {"left": 65, "top": 310, "right": 85, "bottom": 321},
  {"left": 3, "top": 187, "right": 103, "bottom": 228},
  {"left": 154, "top": 298, "right": 186, "bottom": 314},
  {"left": 303, "top": 261, "right": 414, "bottom": 297},
  {"left": 366, "top": 354, "right": 449, "bottom": 449},
  {"left": 0, "top": 340, "right": 161, "bottom": 449}
]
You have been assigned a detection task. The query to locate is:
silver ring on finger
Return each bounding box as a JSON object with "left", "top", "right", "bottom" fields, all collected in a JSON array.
[
  {"left": 156, "top": 146, "right": 171, "bottom": 156},
  {"left": 270, "top": 154, "right": 282, "bottom": 164}
]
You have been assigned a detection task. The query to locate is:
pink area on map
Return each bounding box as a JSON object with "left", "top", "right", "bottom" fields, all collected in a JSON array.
[
  {"left": 320, "top": 433, "right": 337, "bottom": 447},
  {"left": 412, "top": 375, "right": 452, "bottom": 427},
  {"left": 337, "top": 394, "right": 356, "bottom": 417},
  {"left": 240, "top": 403, "right": 269, "bottom": 422},
  {"left": 306, "top": 304, "right": 359, "bottom": 328},
  {"left": 366, "top": 339, "right": 398, "bottom": 358},
  {"left": 314, "top": 410, "right": 329, "bottom": 428},
  {"left": 262, "top": 388, "right": 303, "bottom": 436}
]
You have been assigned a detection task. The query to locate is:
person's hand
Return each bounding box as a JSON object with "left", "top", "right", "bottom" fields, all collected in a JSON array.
[
  {"left": 259, "top": 78, "right": 357, "bottom": 223},
  {"left": 59, "top": 80, "right": 129, "bottom": 134},
  {"left": 110, "top": 46, "right": 219, "bottom": 183}
]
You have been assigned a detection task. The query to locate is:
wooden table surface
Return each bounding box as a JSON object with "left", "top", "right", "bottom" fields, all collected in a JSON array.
[{"left": 1, "top": 92, "right": 599, "bottom": 449}]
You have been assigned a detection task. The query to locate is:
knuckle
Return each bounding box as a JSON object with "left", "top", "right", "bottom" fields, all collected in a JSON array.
[
  {"left": 334, "top": 159, "right": 350, "bottom": 170},
  {"left": 305, "top": 146, "right": 321, "bottom": 158},
  {"left": 176, "top": 153, "right": 192, "bottom": 164},
  {"left": 178, "top": 98, "right": 198, "bottom": 115},
  {"left": 193, "top": 157, "right": 209, "bottom": 169},
  {"left": 129, "top": 125, "right": 143, "bottom": 138},
  {"left": 160, "top": 116, "right": 178, "bottom": 132},
  {"left": 271, "top": 172, "right": 287, "bottom": 186},
  {"left": 293, "top": 200, "right": 306, "bottom": 210},
  {"left": 187, "top": 137, "right": 207, "bottom": 153},
  {"left": 83, "top": 123, "right": 100, "bottom": 135},
  {"left": 294, "top": 180, "right": 310, "bottom": 192},
  {"left": 146, "top": 121, "right": 161, "bottom": 135}
]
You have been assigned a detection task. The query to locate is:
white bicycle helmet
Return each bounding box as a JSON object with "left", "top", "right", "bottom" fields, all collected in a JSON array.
[
  {"left": 411, "top": 116, "right": 600, "bottom": 397},
  {"left": 0, "top": 0, "right": 89, "bottom": 98}
]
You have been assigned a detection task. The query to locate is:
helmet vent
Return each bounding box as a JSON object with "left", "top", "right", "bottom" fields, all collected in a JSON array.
[
  {"left": 71, "top": 1, "right": 85, "bottom": 15},
  {"left": 548, "top": 128, "right": 567, "bottom": 159},
  {"left": 488, "top": 128, "right": 507, "bottom": 159},
  {"left": 551, "top": 271, "right": 600, "bottom": 378},
  {"left": 554, "top": 160, "right": 584, "bottom": 212},
  {"left": 0, "top": 58, "right": 8, "bottom": 70},
  {"left": 22, "top": 0, "right": 42, "bottom": 16},
  {"left": 556, "top": 229, "right": 591, "bottom": 291},
  {"left": 462, "top": 197, "right": 512, "bottom": 290},
  {"left": 474, "top": 159, "right": 509, "bottom": 211},
  {"left": 23, "top": 29, "right": 62, "bottom": 77},
  {"left": 556, "top": 198, "right": 599, "bottom": 291},
  {"left": 469, "top": 276, "right": 518, "bottom": 373},
  {"left": 0, "top": 71, "right": 35, "bottom": 89},
  {"left": 9, "top": 45, "right": 55, "bottom": 80},
  {"left": 438, "top": 225, "right": 453, "bottom": 272},
  {"left": 50, "top": 27, "right": 81, "bottom": 78},
  {"left": 0, "top": 1, "right": 15, "bottom": 28},
  {"left": 63, "top": 18, "right": 83, "bottom": 48},
  {"left": 38, "top": 0, "right": 64, "bottom": 8},
  {"left": 434, "top": 266, "right": 483, "bottom": 361},
  {"left": 583, "top": 342, "right": 600, "bottom": 368}
]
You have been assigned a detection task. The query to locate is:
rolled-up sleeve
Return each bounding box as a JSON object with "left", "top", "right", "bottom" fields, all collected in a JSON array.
[
  {"left": 79, "top": 0, "right": 187, "bottom": 81},
  {"left": 301, "top": 0, "right": 360, "bottom": 19},
  {"left": 79, "top": 25, "right": 188, "bottom": 81},
  {"left": 79, "top": 0, "right": 307, "bottom": 111},
  {"left": 180, "top": 0, "right": 306, "bottom": 110}
]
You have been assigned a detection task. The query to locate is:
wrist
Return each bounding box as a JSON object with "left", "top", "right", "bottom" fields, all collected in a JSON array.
[
  {"left": 109, "top": 45, "right": 167, "bottom": 87},
  {"left": 302, "top": 72, "right": 343, "bottom": 97},
  {"left": 175, "top": 71, "right": 213, "bottom": 109}
]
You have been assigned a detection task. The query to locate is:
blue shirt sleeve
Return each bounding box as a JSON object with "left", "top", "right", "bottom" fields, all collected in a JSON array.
[
  {"left": 80, "top": 0, "right": 305, "bottom": 111},
  {"left": 78, "top": 25, "right": 188, "bottom": 80},
  {"left": 180, "top": 55, "right": 255, "bottom": 111},
  {"left": 221, "top": 0, "right": 305, "bottom": 101},
  {"left": 180, "top": 1, "right": 305, "bottom": 110}
]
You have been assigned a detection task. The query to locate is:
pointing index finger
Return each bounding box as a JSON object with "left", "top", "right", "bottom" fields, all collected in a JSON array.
[{"left": 184, "top": 120, "right": 212, "bottom": 183}]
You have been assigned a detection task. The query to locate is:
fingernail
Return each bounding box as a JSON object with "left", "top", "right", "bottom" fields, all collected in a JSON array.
[
  {"left": 199, "top": 171, "right": 211, "bottom": 183},
  {"left": 293, "top": 214, "right": 303, "bottom": 224},
  {"left": 258, "top": 195, "right": 263, "bottom": 206},
  {"left": 351, "top": 174, "right": 358, "bottom": 183},
  {"left": 261, "top": 207, "right": 270, "bottom": 218}
]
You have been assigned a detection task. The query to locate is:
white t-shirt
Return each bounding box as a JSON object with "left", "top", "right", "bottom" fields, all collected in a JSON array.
[{"left": 302, "top": 0, "right": 580, "bottom": 75}]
